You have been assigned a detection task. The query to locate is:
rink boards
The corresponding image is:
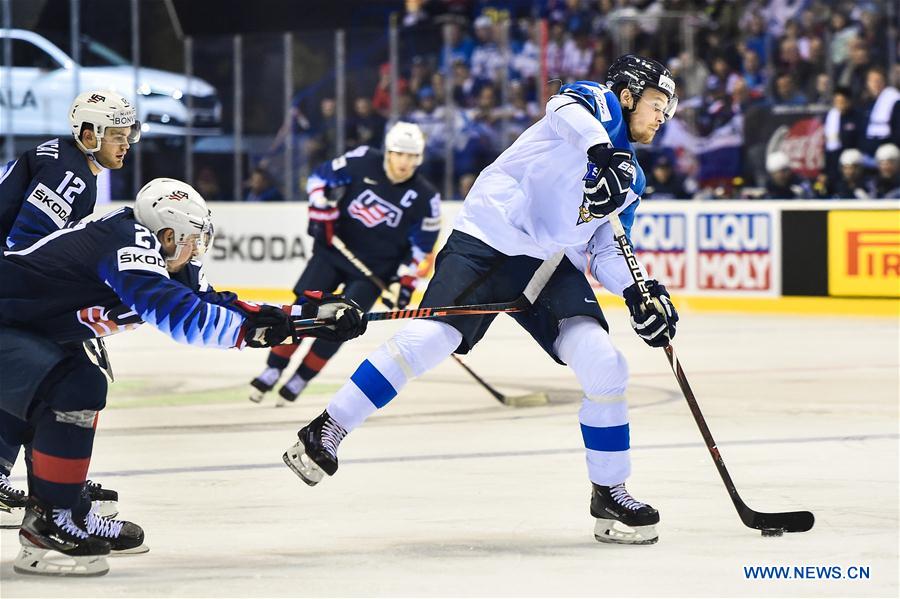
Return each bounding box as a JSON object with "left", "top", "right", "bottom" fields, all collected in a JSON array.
[{"left": 93, "top": 199, "right": 900, "bottom": 306}]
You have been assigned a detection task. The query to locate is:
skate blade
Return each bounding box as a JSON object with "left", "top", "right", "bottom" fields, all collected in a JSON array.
[
  {"left": 282, "top": 441, "right": 325, "bottom": 486},
  {"left": 1, "top": 506, "right": 24, "bottom": 529},
  {"left": 275, "top": 395, "right": 294, "bottom": 408},
  {"left": 593, "top": 519, "right": 658, "bottom": 545},
  {"left": 91, "top": 500, "right": 118, "bottom": 519},
  {"left": 111, "top": 543, "right": 150, "bottom": 556},
  {"left": 248, "top": 387, "right": 268, "bottom": 403},
  {"left": 13, "top": 545, "right": 109, "bottom": 577}
]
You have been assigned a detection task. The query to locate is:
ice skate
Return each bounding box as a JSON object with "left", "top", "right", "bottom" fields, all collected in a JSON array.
[
  {"left": 249, "top": 367, "right": 282, "bottom": 403},
  {"left": 14, "top": 498, "right": 110, "bottom": 577},
  {"left": 590, "top": 482, "right": 659, "bottom": 545},
  {"left": 79, "top": 502, "right": 148, "bottom": 555},
  {"left": 283, "top": 410, "right": 347, "bottom": 486},
  {"left": 0, "top": 473, "right": 26, "bottom": 529},
  {"left": 85, "top": 479, "right": 118, "bottom": 518},
  {"left": 276, "top": 373, "right": 308, "bottom": 407}
]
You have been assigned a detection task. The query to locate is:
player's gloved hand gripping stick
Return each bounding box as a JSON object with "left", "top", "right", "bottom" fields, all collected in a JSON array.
[{"left": 607, "top": 211, "right": 814, "bottom": 536}]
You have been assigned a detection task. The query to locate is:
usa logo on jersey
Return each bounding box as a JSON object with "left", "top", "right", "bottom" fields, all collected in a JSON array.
[{"left": 347, "top": 190, "right": 403, "bottom": 228}]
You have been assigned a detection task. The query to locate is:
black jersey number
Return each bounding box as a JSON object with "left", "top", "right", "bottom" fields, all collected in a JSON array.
[{"left": 56, "top": 171, "right": 87, "bottom": 203}]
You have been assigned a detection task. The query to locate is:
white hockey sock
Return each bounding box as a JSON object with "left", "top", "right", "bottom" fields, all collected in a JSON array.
[
  {"left": 554, "top": 316, "right": 632, "bottom": 486},
  {"left": 327, "top": 320, "right": 462, "bottom": 431}
]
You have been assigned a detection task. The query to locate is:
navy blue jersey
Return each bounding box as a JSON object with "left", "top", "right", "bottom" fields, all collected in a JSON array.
[
  {"left": 307, "top": 146, "right": 441, "bottom": 266},
  {"left": 0, "top": 207, "right": 245, "bottom": 347},
  {"left": 0, "top": 138, "right": 98, "bottom": 250}
]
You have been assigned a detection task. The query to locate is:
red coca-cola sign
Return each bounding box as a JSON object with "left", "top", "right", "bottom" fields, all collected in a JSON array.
[{"left": 766, "top": 117, "right": 825, "bottom": 178}]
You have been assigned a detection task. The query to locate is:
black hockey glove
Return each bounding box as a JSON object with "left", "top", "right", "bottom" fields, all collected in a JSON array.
[
  {"left": 232, "top": 300, "right": 293, "bottom": 348},
  {"left": 582, "top": 145, "right": 635, "bottom": 219},
  {"left": 298, "top": 290, "right": 367, "bottom": 342},
  {"left": 381, "top": 261, "right": 418, "bottom": 310},
  {"left": 622, "top": 280, "right": 678, "bottom": 348},
  {"left": 307, "top": 200, "right": 339, "bottom": 246}
]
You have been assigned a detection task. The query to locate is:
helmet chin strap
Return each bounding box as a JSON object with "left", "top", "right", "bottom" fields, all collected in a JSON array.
[
  {"left": 75, "top": 137, "right": 109, "bottom": 171},
  {"left": 620, "top": 93, "right": 638, "bottom": 143}
]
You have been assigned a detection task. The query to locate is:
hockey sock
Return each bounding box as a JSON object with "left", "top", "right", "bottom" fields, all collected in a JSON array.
[
  {"left": 27, "top": 362, "right": 106, "bottom": 510},
  {"left": 327, "top": 320, "right": 462, "bottom": 431},
  {"left": 296, "top": 343, "right": 335, "bottom": 382},
  {"left": 555, "top": 316, "right": 632, "bottom": 485},
  {"left": 266, "top": 343, "right": 297, "bottom": 370}
]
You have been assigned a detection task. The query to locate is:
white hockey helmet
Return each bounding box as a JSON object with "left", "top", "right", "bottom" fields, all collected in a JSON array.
[
  {"left": 839, "top": 148, "right": 864, "bottom": 167},
  {"left": 875, "top": 143, "right": 900, "bottom": 163},
  {"left": 765, "top": 151, "right": 791, "bottom": 174},
  {"left": 69, "top": 90, "right": 141, "bottom": 155},
  {"left": 384, "top": 121, "right": 426, "bottom": 165},
  {"left": 134, "top": 178, "right": 214, "bottom": 256}
]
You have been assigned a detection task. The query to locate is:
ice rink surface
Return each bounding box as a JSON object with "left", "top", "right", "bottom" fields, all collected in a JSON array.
[{"left": 1, "top": 305, "right": 897, "bottom": 598}]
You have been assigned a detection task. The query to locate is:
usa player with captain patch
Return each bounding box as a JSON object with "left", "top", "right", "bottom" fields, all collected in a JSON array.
[
  {"left": 248, "top": 122, "right": 441, "bottom": 407},
  {"left": 282, "top": 55, "right": 681, "bottom": 546}
]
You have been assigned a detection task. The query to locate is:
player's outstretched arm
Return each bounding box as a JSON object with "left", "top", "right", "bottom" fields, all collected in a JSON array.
[{"left": 98, "top": 248, "right": 290, "bottom": 349}]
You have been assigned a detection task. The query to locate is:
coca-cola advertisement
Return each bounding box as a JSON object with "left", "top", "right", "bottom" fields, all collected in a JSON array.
[{"left": 744, "top": 105, "right": 828, "bottom": 184}]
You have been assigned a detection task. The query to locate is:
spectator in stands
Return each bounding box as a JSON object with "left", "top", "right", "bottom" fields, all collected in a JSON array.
[
  {"left": 451, "top": 58, "right": 483, "bottom": 108},
  {"left": 511, "top": 18, "right": 540, "bottom": 80},
  {"left": 861, "top": 67, "right": 900, "bottom": 158},
  {"left": 195, "top": 166, "right": 224, "bottom": 203},
  {"left": 561, "top": 28, "right": 594, "bottom": 80},
  {"left": 544, "top": 21, "right": 567, "bottom": 78},
  {"left": 439, "top": 21, "right": 475, "bottom": 70},
  {"left": 739, "top": 48, "right": 766, "bottom": 99},
  {"left": 644, "top": 155, "right": 689, "bottom": 200},
  {"left": 741, "top": 11, "right": 773, "bottom": 65},
  {"left": 499, "top": 80, "right": 539, "bottom": 141},
  {"left": 824, "top": 86, "right": 864, "bottom": 188},
  {"left": 372, "top": 63, "right": 409, "bottom": 117},
  {"left": 836, "top": 38, "right": 873, "bottom": 101},
  {"left": 244, "top": 168, "right": 284, "bottom": 202},
  {"left": 409, "top": 86, "right": 442, "bottom": 142},
  {"left": 707, "top": 56, "right": 740, "bottom": 95},
  {"left": 873, "top": 143, "right": 900, "bottom": 198},
  {"left": 776, "top": 37, "right": 816, "bottom": 97},
  {"left": 407, "top": 55, "right": 432, "bottom": 99},
  {"left": 833, "top": 148, "right": 873, "bottom": 199},
  {"left": 306, "top": 97, "right": 339, "bottom": 166},
  {"left": 675, "top": 50, "right": 710, "bottom": 102},
  {"left": 828, "top": 10, "right": 857, "bottom": 66},
  {"left": 763, "top": 151, "right": 812, "bottom": 199},
  {"left": 772, "top": 72, "right": 808, "bottom": 106},
  {"left": 347, "top": 97, "right": 387, "bottom": 149},
  {"left": 470, "top": 15, "right": 504, "bottom": 81}
]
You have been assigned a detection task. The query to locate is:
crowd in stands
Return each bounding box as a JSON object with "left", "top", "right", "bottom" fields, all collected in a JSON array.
[{"left": 256, "top": 0, "right": 899, "bottom": 200}]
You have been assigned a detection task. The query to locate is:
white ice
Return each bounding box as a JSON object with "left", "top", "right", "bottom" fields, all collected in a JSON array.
[{"left": 1, "top": 306, "right": 897, "bottom": 597}]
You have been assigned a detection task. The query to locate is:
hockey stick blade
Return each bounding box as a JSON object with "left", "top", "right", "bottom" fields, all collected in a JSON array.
[{"left": 740, "top": 505, "right": 815, "bottom": 533}]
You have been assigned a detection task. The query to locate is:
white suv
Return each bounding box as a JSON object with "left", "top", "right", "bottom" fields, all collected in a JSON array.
[{"left": 0, "top": 29, "right": 221, "bottom": 137}]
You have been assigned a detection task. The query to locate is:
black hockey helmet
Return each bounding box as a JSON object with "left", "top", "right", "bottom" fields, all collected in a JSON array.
[{"left": 606, "top": 54, "right": 678, "bottom": 121}]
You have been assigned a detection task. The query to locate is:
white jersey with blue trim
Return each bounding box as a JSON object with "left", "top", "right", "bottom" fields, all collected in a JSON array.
[{"left": 453, "top": 81, "right": 645, "bottom": 270}]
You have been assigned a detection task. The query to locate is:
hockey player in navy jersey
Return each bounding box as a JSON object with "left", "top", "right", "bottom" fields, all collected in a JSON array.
[
  {"left": 0, "top": 90, "right": 140, "bottom": 527},
  {"left": 0, "top": 178, "right": 367, "bottom": 576},
  {"left": 248, "top": 122, "right": 441, "bottom": 407},
  {"left": 283, "top": 55, "right": 680, "bottom": 545}
]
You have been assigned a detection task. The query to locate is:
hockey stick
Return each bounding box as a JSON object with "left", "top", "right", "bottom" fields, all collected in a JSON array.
[
  {"left": 607, "top": 212, "right": 814, "bottom": 534},
  {"left": 291, "top": 297, "right": 530, "bottom": 335},
  {"left": 330, "top": 235, "right": 548, "bottom": 407}
]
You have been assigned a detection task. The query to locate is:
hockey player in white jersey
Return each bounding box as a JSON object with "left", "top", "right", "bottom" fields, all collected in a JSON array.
[{"left": 283, "top": 54, "right": 680, "bottom": 545}]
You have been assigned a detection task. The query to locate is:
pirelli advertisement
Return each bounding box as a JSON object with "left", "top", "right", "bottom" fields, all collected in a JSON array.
[
  {"left": 827, "top": 210, "right": 900, "bottom": 298},
  {"left": 95, "top": 200, "right": 896, "bottom": 300}
]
